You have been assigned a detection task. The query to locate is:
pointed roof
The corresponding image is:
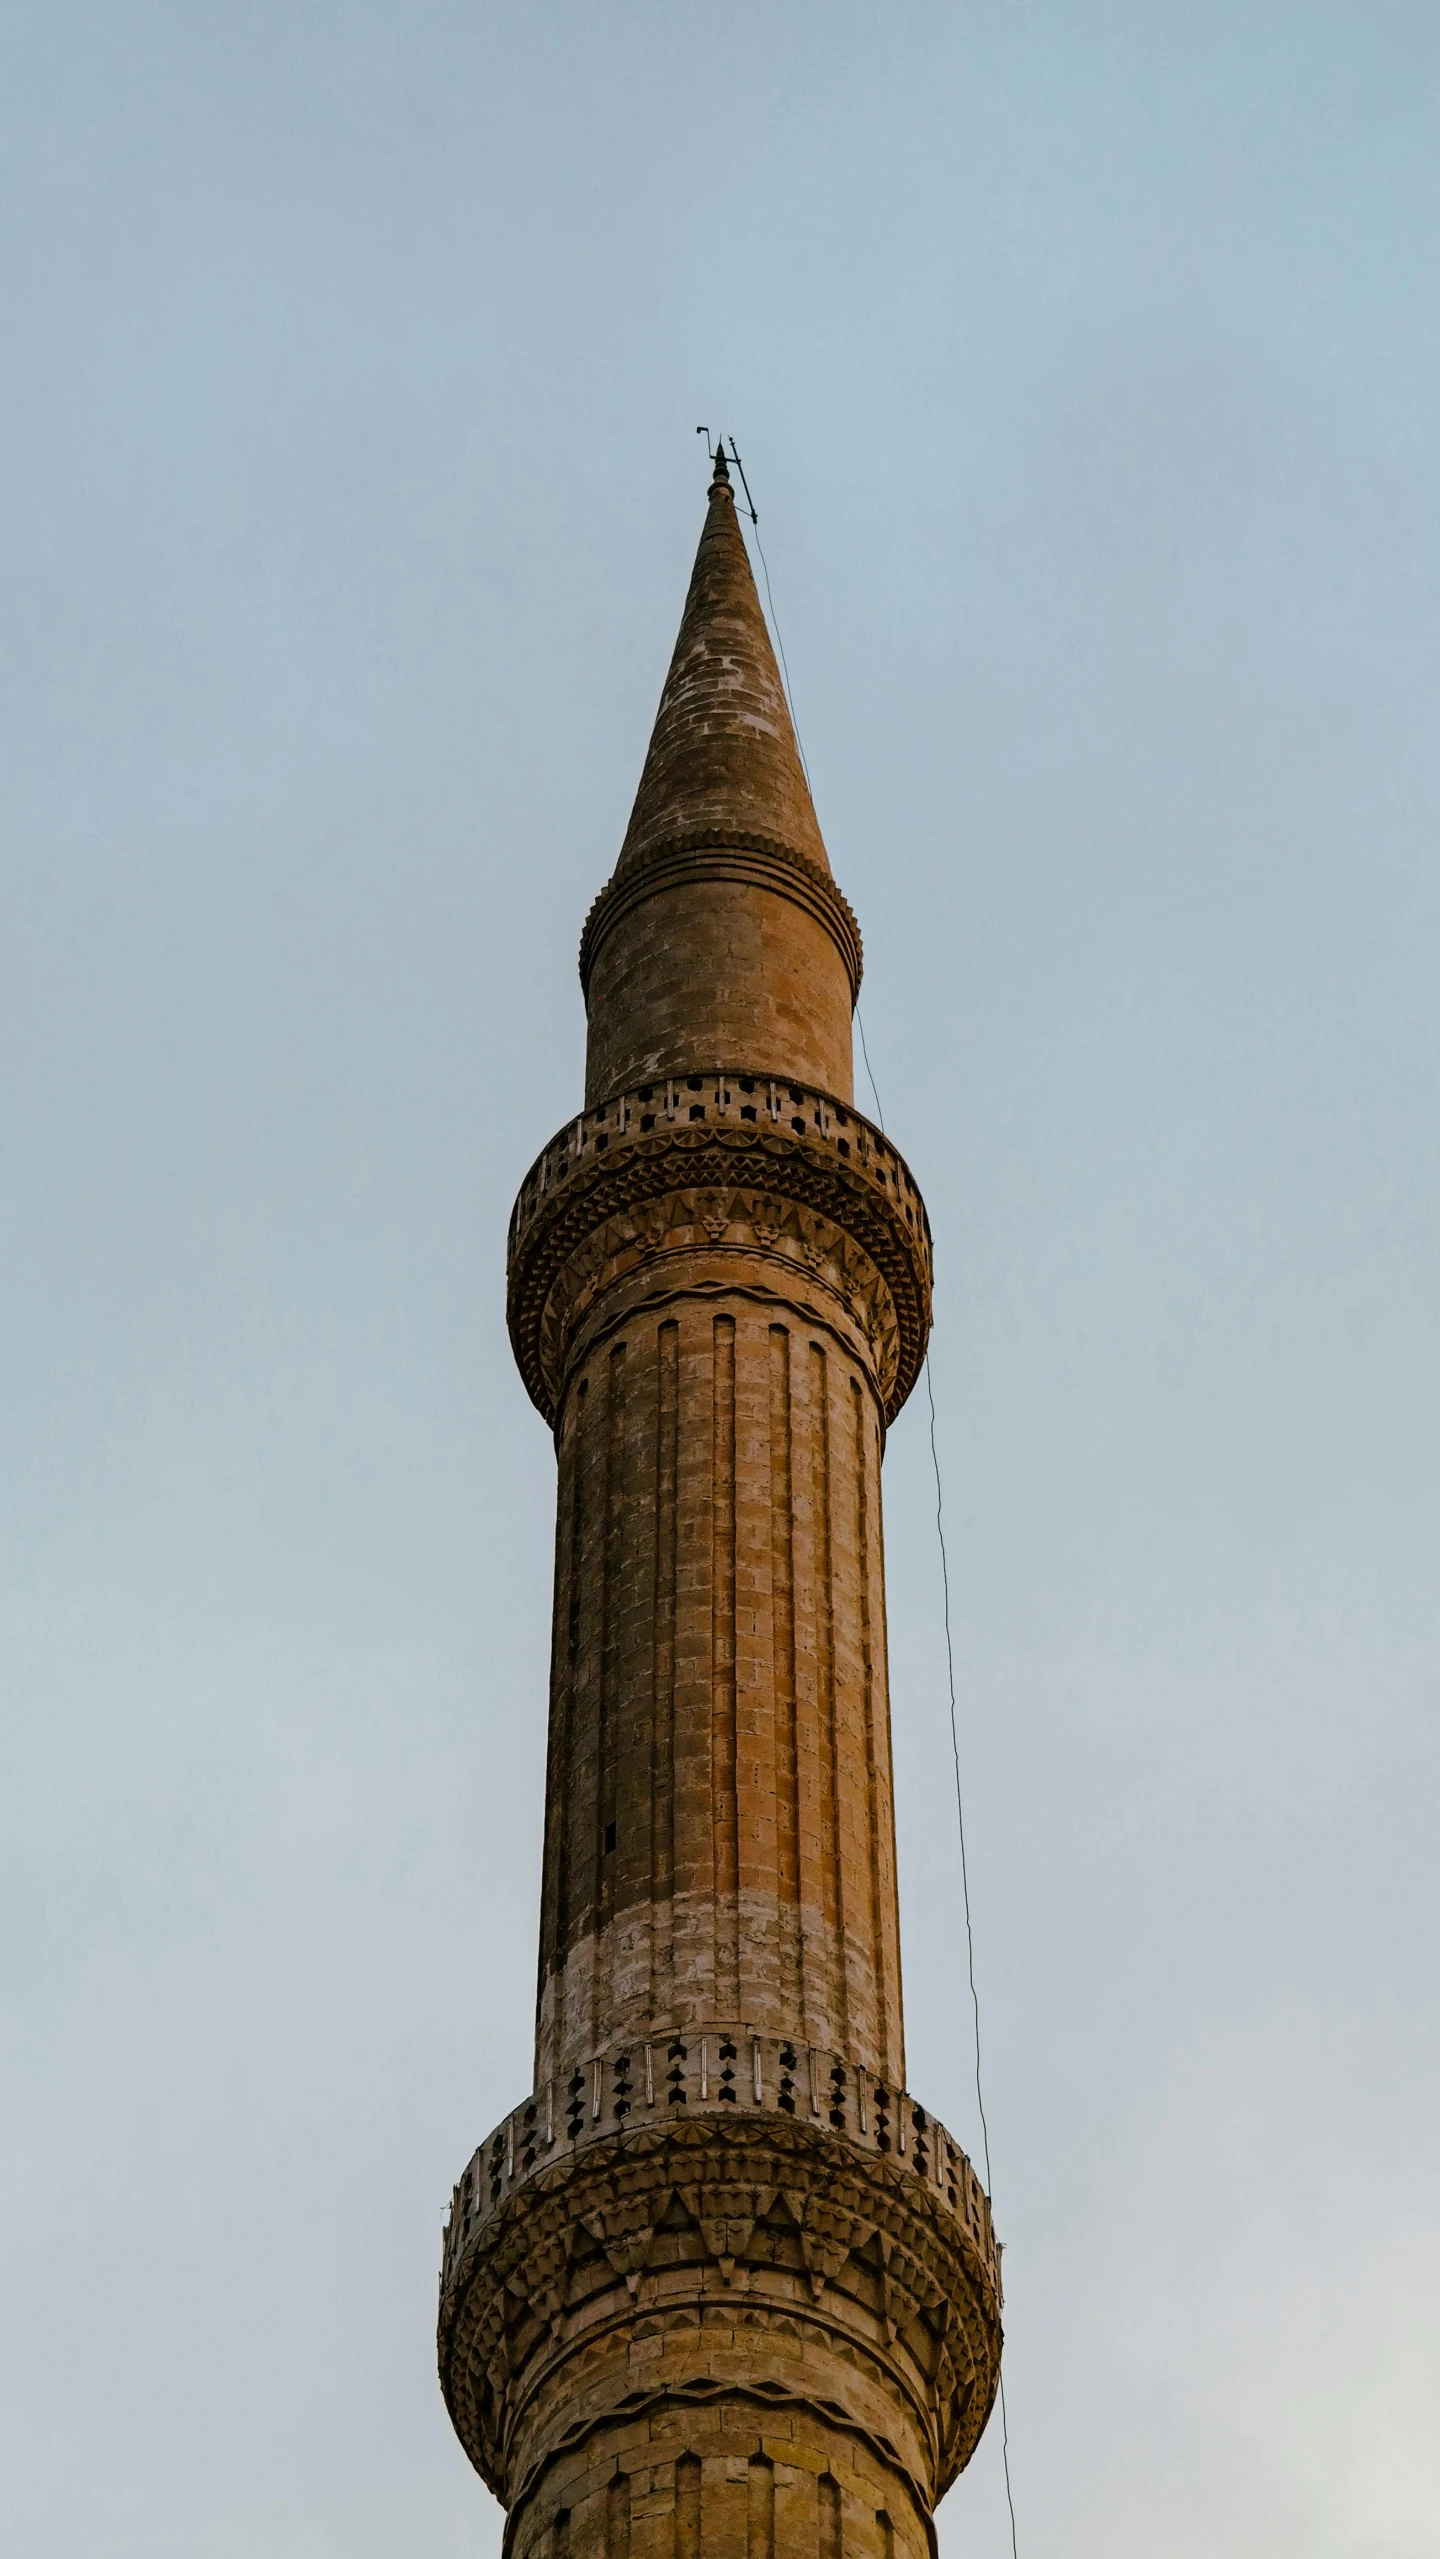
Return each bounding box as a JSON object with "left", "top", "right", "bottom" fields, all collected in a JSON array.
[{"left": 615, "top": 444, "right": 830, "bottom": 878}]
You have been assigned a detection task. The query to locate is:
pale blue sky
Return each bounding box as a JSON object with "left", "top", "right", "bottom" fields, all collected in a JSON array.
[{"left": 3, "top": 7, "right": 1438, "bottom": 2555}]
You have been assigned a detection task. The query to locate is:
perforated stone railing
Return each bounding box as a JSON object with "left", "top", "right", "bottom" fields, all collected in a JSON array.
[
  {"left": 441, "top": 2028, "right": 997, "bottom": 2299},
  {"left": 506, "top": 1072, "right": 934, "bottom": 1424},
  {"left": 509, "top": 1073, "right": 928, "bottom": 1257}
]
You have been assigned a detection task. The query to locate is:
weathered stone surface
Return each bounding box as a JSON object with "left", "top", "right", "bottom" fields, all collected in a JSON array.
[
  {"left": 440, "top": 455, "right": 1000, "bottom": 2554},
  {"left": 615, "top": 450, "right": 829, "bottom": 883},
  {"left": 507, "top": 1070, "right": 932, "bottom": 1432},
  {"left": 581, "top": 454, "right": 860, "bottom": 1109},
  {"left": 440, "top": 2112, "right": 1000, "bottom": 2559}
]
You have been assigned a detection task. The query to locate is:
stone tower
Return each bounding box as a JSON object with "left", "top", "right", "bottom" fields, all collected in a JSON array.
[{"left": 439, "top": 449, "right": 1002, "bottom": 2559}]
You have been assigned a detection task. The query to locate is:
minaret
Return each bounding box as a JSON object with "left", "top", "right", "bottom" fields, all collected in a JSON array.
[{"left": 439, "top": 448, "right": 1001, "bottom": 2559}]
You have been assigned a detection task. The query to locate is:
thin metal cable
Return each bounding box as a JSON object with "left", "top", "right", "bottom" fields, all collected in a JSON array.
[
  {"left": 752, "top": 522, "right": 814, "bottom": 797},
  {"left": 856, "top": 1007, "right": 886, "bottom": 1132},
  {"left": 926, "top": 1359, "right": 1020, "bottom": 2559},
  {"left": 722, "top": 437, "right": 815, "bottom": 799},
  {"left": 744, "top": 472, "right": 1019, "bottom": 2554},
  {"left": 924, "top": 1355, "right": 993, "bottom": 2188},
  {"left": 996, "top": 2379, "right": 1020, "bottom": 2557},
  {"left": 861, "top": 999, "right": 1018, "bottom": 2552}
]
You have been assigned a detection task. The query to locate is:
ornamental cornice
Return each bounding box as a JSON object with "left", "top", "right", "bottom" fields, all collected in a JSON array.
[
  {"left": 438, "top": 2104, "right": 1001, "bottom": 2515},
  {"left": 538, "top": 1193, "right": 903, "bottom": 1410},
  {"left": 579, "top": 832, "right": 864, "bottom": 1001},
  {"left": 507, "top": 1072, "right": 932, "bottom": 1426}
]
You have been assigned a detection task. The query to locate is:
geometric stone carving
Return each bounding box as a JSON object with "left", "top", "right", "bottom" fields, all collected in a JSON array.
[
  {"left": 440, "top": 2110, "right": 1001, "bottom": 2559},
  {"left": 507, "top": 1069, "right": 933, "bottom": 1427}
]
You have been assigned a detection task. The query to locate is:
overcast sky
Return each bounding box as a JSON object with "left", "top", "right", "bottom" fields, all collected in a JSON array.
[{"left": 3, "top": 6, "right": 1437, "bottom": 2555}]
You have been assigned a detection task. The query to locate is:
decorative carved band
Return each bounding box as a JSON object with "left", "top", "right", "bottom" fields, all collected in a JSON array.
[
  {"left": 579, "top": 832, "right": 864, "bottom": 1001},
  {"left": 537, "top": 1200, "right": 903, "bottom": 1411},
  {"left": 442, "top": 2027, "right": 996, "bottom": 2282},
  {"left": 438, "top": 2111, "right": 1002, "bottom": 2518},
  {"left": 507, "top": 1073, "right": 932, "bottom": 1426}
]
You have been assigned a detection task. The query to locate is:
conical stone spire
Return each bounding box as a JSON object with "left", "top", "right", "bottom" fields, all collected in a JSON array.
[
  {"left": 580, "top": 445, "right": 861, "bottom": 1107},
  {"left": 616, "top": 441, "right": 830, "bottom": 878}
]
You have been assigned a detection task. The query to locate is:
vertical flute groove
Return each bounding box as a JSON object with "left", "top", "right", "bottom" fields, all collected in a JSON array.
[
  {"left": 810, "top": 1341, "right": 848, "bottom": 2052},
  {"left": 606, "top": 2471, "right": 630, "bottom": 2559},
  {"left": 854, "top": 1376, "right": 889, "bottom": 2078},
  {"left": 675, "top": 2454, "right": 701, "bottom": 2559},
  {"left": 819, "top": 2472, "right": 842, "bottom": 2559},
  {"left": 712, "top": 1314, "right": 739, "bottom": 2017},
  {"left": 748, "top": 2456, "right": 775, "bottom": 2559},
  {"left": 594, "top": 1342, "right": 627, "bottom": 2044},
  {"left": 651, "top": 1319, "right": 680, "bottom": 2023},
  {"left": 536, "top": 1404, "right": 572, "bottom": 2071},
  {"left": 769, "top": 1325, "right": 803, "bottom": 2030},
  {"left": 550, "top": 1375, "right": 587, "bottom": 2069},
  {"left": 871, "top": 1402, "right": 906, "bottom": 2092}
]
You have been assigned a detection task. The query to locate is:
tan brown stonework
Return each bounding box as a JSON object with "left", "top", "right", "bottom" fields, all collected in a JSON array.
[
  {"left": 613, "top": 449, "right": 830, "bottom": 883},
  {"left": 440, "top": 451, "right": 1001, "bottom": 2557}
]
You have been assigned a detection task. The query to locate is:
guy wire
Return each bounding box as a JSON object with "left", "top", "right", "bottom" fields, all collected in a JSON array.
[
  {"left": 726, "top": 438, "right": 814, "bottom": 798},
  {"left": 925, "top": 1355, "right": 1018, "bottom": 2559},
  {"left": 858, "top": 1028, "right": 1020, "bottom": 2559},
  {"left": 923, "top": 1357, "right": 993, "bottom": 2187},
  {"left": 856, "top": 1008, "right": 886, "bottom": 1134},
  {"left": 743, "top": 444, "right": 1019, "bottom": 2551},
  {"left": 754, "top": 525, "right": 813, "bottom": 796}
]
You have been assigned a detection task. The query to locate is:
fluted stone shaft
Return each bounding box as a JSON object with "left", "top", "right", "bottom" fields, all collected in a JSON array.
[
  {"left": 535, "top": 1272, "right": 903, "bottom": 2089},
  {"left": 439, "top": 453, "right": 1001, "bottom": 2559}
]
